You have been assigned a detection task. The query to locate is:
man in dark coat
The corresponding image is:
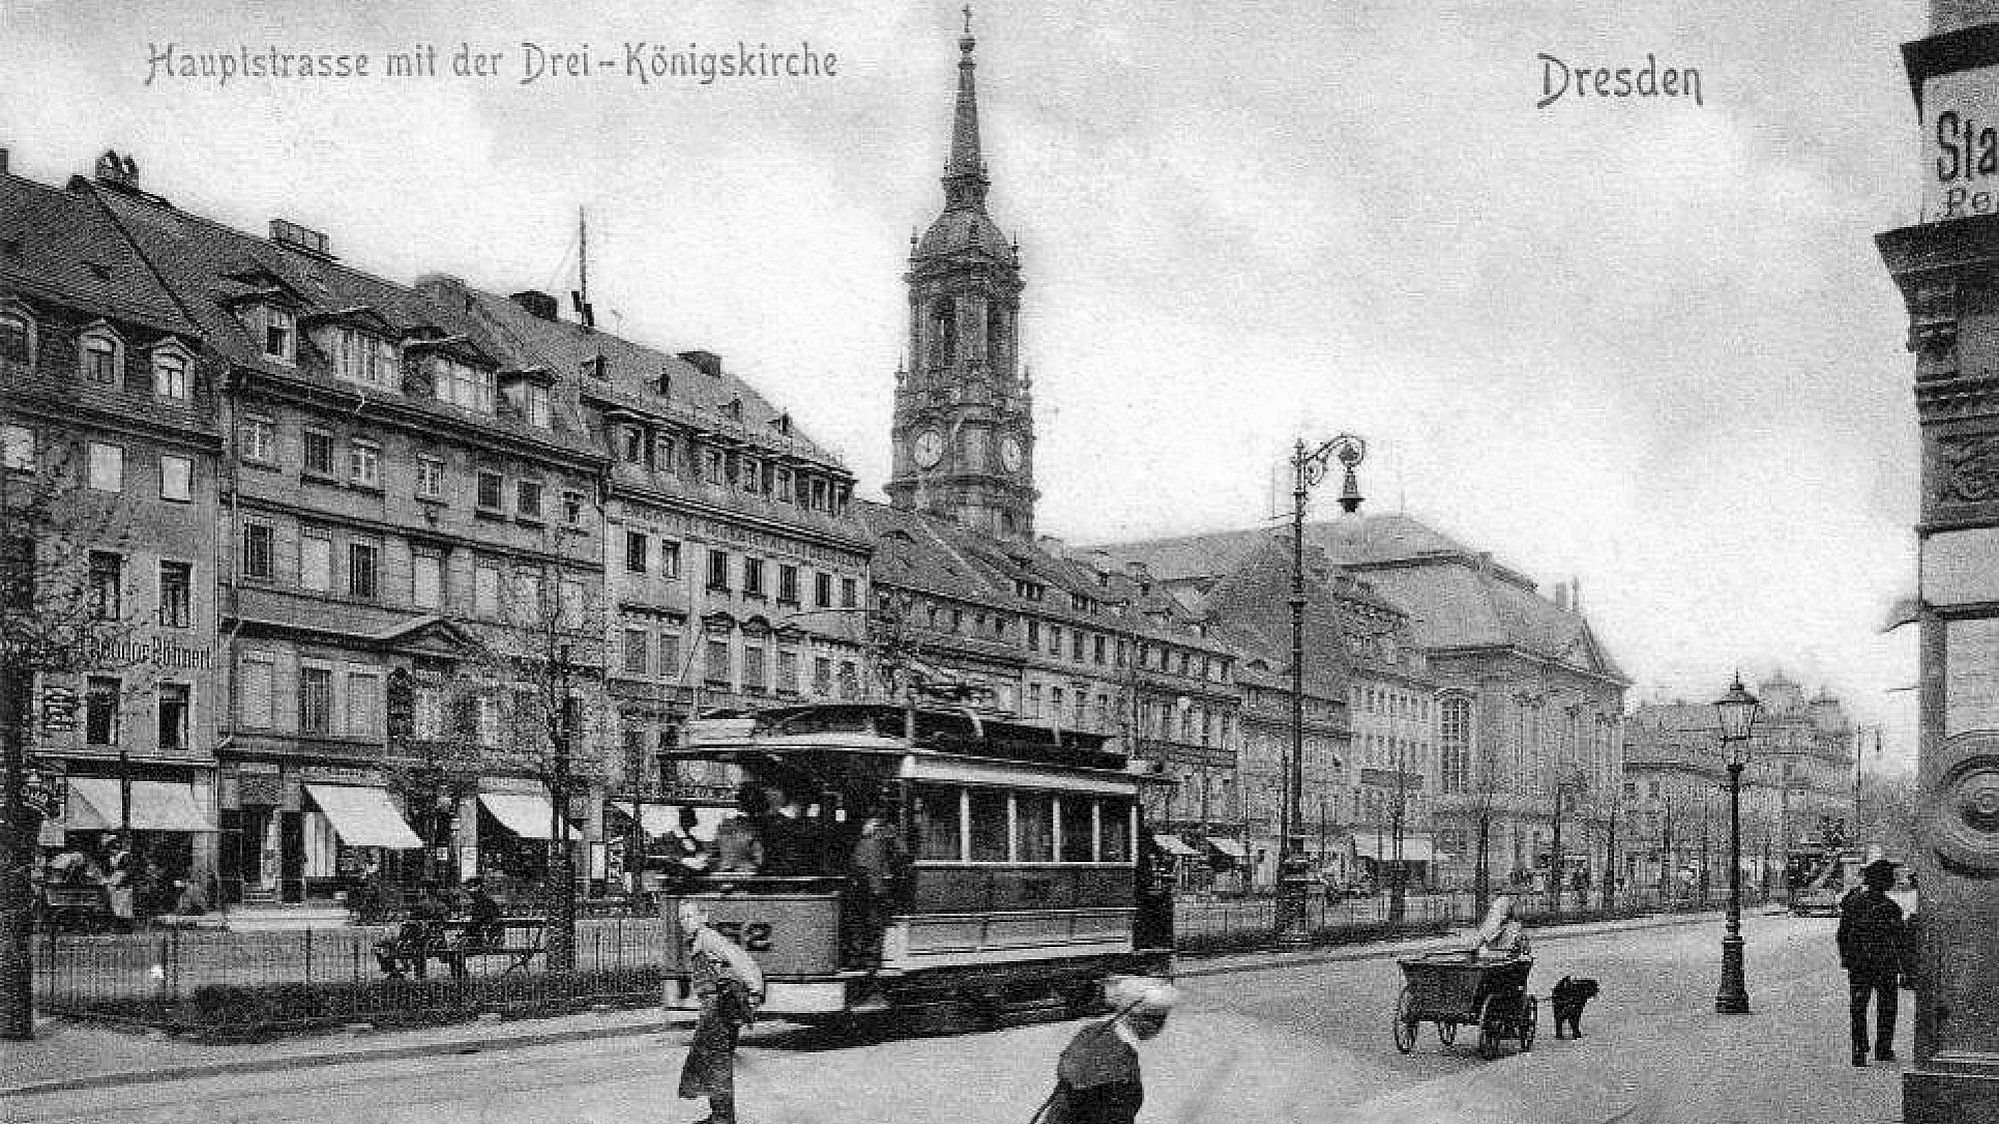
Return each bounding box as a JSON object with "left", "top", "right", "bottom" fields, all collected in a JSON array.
[
  {"left": 1836, "top": 858, "right": 1905, "bottom": 1066},
  {"left": 1039, "top": 979, "right": 1178, "bottom": 1124}
]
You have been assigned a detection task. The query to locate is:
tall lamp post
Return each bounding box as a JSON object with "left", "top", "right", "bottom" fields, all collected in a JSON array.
[
  {"left": 1713, "top": 673, "right": 1761, "bottom": 1015},
  {"left": 1279, "top": 433, "right": 1365, "bottom": 946}
]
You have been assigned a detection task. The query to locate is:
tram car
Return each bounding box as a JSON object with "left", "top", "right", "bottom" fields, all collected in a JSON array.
[{"left": 657, "top": 702, "right": 1175, "bottom": 1024}]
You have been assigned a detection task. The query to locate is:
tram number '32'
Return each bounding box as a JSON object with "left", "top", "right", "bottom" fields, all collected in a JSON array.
[{"left": 711, "top": 920, "right": 774, "bottom": 952}]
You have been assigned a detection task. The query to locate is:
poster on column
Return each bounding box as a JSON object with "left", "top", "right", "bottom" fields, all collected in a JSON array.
[{"left": 1924, "top": 63, "right": 1999, "bottom": 222}]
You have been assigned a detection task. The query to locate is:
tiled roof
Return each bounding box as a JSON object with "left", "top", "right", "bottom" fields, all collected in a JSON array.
[
  {"left": 454, "top": 283, "right": 846, "bottom": 473},
  {"left": 1197, "top": 535, "right": 1349, "bottom": 698},
  {"left": 0, "top": 174, "right": 193, "bottom": 332}
]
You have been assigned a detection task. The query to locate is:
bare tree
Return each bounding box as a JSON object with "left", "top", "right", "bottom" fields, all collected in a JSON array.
[
  {"left": 0, "top": 422, "right": 149, "bottom": 1039},
  {"left": 451, "top": 545, "right": 611, "bottom": 971}
]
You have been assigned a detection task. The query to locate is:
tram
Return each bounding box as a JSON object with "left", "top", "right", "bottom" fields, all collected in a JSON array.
[{"left": 657, "top": 702, "right": 1175, "bottom": 1023}]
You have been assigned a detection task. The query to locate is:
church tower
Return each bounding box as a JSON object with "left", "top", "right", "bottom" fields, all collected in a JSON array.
[{"left": 886, "top": 13, "right": 1038, "bottom": 541}]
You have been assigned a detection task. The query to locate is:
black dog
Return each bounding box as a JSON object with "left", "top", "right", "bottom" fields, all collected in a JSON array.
[{"left": 1550, "top": 976, "right": 1600, "bottom": 1039}]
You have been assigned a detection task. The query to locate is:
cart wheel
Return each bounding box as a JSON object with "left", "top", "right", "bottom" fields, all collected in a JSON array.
[
  {"left": 1519, "top": 995, "right": 1537, "bottom": 1052},
  {"left": 1477, "top": 996, "right": 1503, "bottom": 1060},
  {"left": 1438, "top": 1020, "right": 1458, "bottom": 1047},
  {"left": 1391, "top": 987, "right": 1417, "bottom": 1054}
]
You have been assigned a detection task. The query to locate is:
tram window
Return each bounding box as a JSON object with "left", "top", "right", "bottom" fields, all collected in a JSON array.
[
  {"left": 1017, "top": 793, "right": 1055, "bottom": 863},
  {"left": 1059, "top": 797, "right": 1094, "bottom": 863},
  {"left": 1099, "top": 800, "right": 1131, "bottom": 863},
  {"left": 969, "top": 790, "right": 1010, "bottom": 862},
  {"left": 915, "top": 785, "right": 962, "bottom": 861}
]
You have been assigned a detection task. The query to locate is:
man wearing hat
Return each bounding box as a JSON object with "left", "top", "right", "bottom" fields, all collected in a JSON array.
[
  {"left": 1037, "top": 977, "right": 1179, "bottom": 1124},
  {"left": 1836, "top": 858, "right": 1906, "bottom": 1066}
]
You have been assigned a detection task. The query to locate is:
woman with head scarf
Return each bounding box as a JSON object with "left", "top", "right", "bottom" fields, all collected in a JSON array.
[
  {"left": 676, "top": 899, "right": 765, "bottom": 1124},
  {"left": 1036, "top": 977, "right": 1180, "bottom": 1124}
]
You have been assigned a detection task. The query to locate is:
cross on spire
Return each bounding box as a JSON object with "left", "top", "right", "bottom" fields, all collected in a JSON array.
[{"left": 963, "top": 4, "right": 973, "bottom": 35}]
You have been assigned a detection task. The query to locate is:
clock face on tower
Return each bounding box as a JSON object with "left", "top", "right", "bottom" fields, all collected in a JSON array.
[
  {"left": 914, "top": 429, "right": 945, "bottom": 469},
  {"left": 999, "top": 435, "right": 1024, "bottom": 474}
]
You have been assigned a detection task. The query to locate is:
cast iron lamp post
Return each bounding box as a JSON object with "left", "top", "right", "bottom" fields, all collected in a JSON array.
[
  {"left": 1713, "top": 673, "right": 1761, "bottom": 1015},
  {"left": 1278, "top": 434, "right": 1364, "bottom": 946}
]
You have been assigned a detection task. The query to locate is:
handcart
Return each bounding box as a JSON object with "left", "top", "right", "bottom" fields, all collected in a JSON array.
[{"left": 1392, "top": 952, "right": 1536, "bottom": 1059}]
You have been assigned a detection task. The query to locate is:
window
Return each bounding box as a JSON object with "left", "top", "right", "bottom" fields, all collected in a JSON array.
[
  {"left": 1017, "top": 793, "right": 1054, "bottom": 862},
  {"left": 298, "top": 667, "right": 333, "bottom": 734},
  {"left": 348, "top": 542, "right": 379, "bottom": 599},
  {"left": 476, "top": 470, "right": 504, "bottom": 511},
  {"left": 810, "top": 477, "right": 829, "bottom": 512},
  {"left": 1049, "top": 626, "right": 1062, "bottom": 656},
  {"left": 623, "top": 628, "right": 650, "bottom": 675},
  {"left": 237, "top": 654, "right": 274, "bottom": 727},
  {"left": 159, "top": 453, "right": 192, "bottom": 502},
  {"left": 300, "top": 534, "right": 331, "bottom": 592},
  {"left": 660, "top": 629, "right": 682, "bottom": 678},
  {"left": 705, "top": 638, "right": 732, "bottom": 688},
  {"left": 1100, "top": 800, "right": 1131, "bottom": 862},
  {"left": 655, "top": 434, "right": 677, "bottom": 473},
  {"left": 87, "top": 442, "right": 123, "bottom": 492},
  {"left": 1440, "top": 697, "right": 1472, "bottom": 795},
  {"left": 1071, "top": 631, "right": 1084, "bottom": 661},
  {"left": 659, "top": 540, "right": 681, "bottom": 579},
  {"left": 474, "top": 563, "right": 501, "bottom": 617},
  {"left": 434, "top": 357, "right": 494, "bottom": 413},
  {"left": 331, "top": 327, "right": 393, "bottom": 386},
  {"left": 516, "top": 479, "right": 543, "bottom": 519},
  {"left": 741, "top": 456, "right": 761, "bottom": 494},
  {"left": 345, "top": 673, "right": 381, "bottom": 737},
  {"left": 242, "top": 523, "right": 274, "bottom": 580},
  {"left": 814, "top": 571, "right": 832, "bottom": 609},
  {"left": 81, "top": 328, "right": 120, "bottom": 384},
  {"left": 1, "top": 424, "right": 30, "bottom": 471},
  {"left": 416, "top": 456, "right": 444, "bottom": 499},
  {"left": 523, "top": 384, "right": 551, "bottom": 428},
  {"left": 840, "top": 577, "right": 857, "bottom": 609},
  {"left": 475, "top": 694, "right": 501, "bottom": 747},
  {"left": 240, "top": 417, "right": 275, "bottom": 463},
  {"left": 625, "top": 531, "right": 649, "bottom": 574},
  {"left": 777, "top": 649, "right": 799, "bottom": 695},
  {"left": 411, "top": 549, "right": 443, "bottom": 609},
  {"left": 157, "top": 561, "right": 192, "bottom": 627},
  {"left": 264, "top": 307, "right": 295, "bottom": 362},
  {"left": 1028, "top": 683, "right": 1042, "bottom": 717},
  {"left": 302, "top": 430, "right": 334, "bottom": 477},
  {"left": 968, "top": 790, "right": 1008, "bottom": 862},
  {"left": 744, "top": 644, "right": 766, "bottom": 693},
  {"left": 916, "top": 786, "right": 963, "bottom": 861},
  {"left": 0, "top": 310, "right": 31, "bottom": 364},
  {"left": 777, "top": 564, "right": 799, "bottom": 605},
  {"left": 413, "top": 683, "right": 445, "bottom": 739},
  {"left": 702, "top": 447, "right": 725, "bottom": 484},
  {"left": 837, "top": 660, "right": 859, "bottom": 700},
  {"left": 349, "top": 440, "right": 381, "bottom": 488},
  {"left": 88, "top": 551, "right": 122, "bottom": 620},
  {"left": 563, "top": 491, "right": 585, "bottom": 526},
  {"left": 510, "top": 570, "right": 544, "bottom": 619},
  {"left": 1027, "top": 620, "right": 1040, "bottom": 649},
  {"left": 86, "top": 678, "right": 120, "bottom": 745},
  {"left": 1060, "top": 798, "right": 1095, "bottom": 863},
  {"left": 774, "top": 467, "right": 793, "bottom": 503},
  {"left": 152, "top": 345, "right": 190, "bottom": 400},
  {"left": 1094, "top": 636, "right": 1107, "bottom": 664},
  {"left": 743, "top": 558, "right": 764, "bottom": 598},
  {"left": 813, "top": 657, "right": 832, "bottom": 696},
  {"left": 620, "top": 426, "right": 645, "bottom": 464},
  {"left": 706, "top": 549, "right": 730, "bottom": 592}
]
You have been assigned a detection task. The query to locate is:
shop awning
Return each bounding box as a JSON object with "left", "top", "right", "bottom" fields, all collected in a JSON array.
[
  {"left": 1353, "top": 835, "right": 1436, "bottom": 863},
  {"left": 304, "top": 784, "right": 423, "bottom": 850},
  {"left": 1205, "top": 836, "right": 1249, "bottom": 859},
  {"left": 1151, "top": 834, "right": 1199, "bottom": 857},
  {"left": 63, "top": 778, "right": 212, "bottom": 832},
  {"left": 479, "top": 791, "right": 560, "bottom": 839}
]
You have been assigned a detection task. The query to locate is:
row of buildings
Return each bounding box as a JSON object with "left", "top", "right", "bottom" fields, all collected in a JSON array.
[{"left": 0, "top": 24, "right": 1857, "bottom": 915}]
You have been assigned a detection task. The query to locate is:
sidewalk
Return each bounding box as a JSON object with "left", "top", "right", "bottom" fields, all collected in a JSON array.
[{"left": 0, "top": 904, "right": 1771, "bottom": 1103}]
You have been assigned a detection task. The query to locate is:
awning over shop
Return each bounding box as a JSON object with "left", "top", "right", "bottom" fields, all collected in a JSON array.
[
  {"left": 1151, "top": 834, "right": 1199, "bottom": 857},
  {"left": 1352, "top": 835, "right": 1436, "bottom": 863},
  {"left": 1205, "top": 836, "right": 1249, "bottom": 859},
  {"left": 304, "top": 784, "right": 423, "bottom": 849},
  {"left": 479, "top": 791, "right": 559, "bottom": 839},
  {"left": 606, "top": 802, "right": 731, "bottom": 843},
  {"left": 63, "top": 778, "right": 212, "bottom": 832}
]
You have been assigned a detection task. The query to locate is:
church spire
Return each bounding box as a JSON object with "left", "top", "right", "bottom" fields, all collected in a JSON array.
[{"left": 943, "top": 5, "right": 989, "bottom": 211}]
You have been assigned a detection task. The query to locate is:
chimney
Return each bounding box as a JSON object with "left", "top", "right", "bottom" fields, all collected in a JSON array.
[
  {"left": 1036, "top": 534, "right": 1068, "bottom": 558},
  {"left": 0, "top": 149, "right": 8, "bottom": 176},
  {"left": 94, "top": 150, "right": 136, "bottom": 188},
  {"left": 1569, "top": 577, "right": 1581, "bottom": 612},
  {"left": 1553, "top": 583, "right": 1569, "bottom": 611},
  {"left": 679, "top": 350, "right": 723, "bottom": 379},
  {"left": 269, "top": 218, "right": 332, "bottom": 259},
  {"left": 510, "top": 290, "right": 559, "bottom": 321}
]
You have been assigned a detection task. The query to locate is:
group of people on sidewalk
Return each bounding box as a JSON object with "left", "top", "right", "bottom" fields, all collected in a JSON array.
[
  {"left": 36, "top": 834, "right": 208, "bottom": 930},
  {"left": 370, "top": 879, "right": 504, "bottom": 982}
]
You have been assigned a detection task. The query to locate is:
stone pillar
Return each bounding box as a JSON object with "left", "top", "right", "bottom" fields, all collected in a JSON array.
[{"left": 1878, "top": 9, "right": 1999, "bottom": 1119}]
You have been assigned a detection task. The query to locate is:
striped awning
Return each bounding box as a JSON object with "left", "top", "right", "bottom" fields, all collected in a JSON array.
[
  {"left": 63, "top": 778, "right": 212, "bottom": 832},
  {"left": 305, "top": 784, "right": 422, "bottom": 849}
]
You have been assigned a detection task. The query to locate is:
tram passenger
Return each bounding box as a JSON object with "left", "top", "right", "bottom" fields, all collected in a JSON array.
[
  {"left": 759, "top": 789, "right": 818, "bottom": 876},
  {"left": 845, "top": 813, "right": 904, "bottom": 967},
  {"left": 662, "top": 807, "right": 712, "bottom": 883},
  {"left": 714, "top": 783, "right": 766, "bottom": 874}
]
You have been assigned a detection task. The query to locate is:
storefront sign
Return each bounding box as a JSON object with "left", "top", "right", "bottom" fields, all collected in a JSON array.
[{"left": 1925, "top": 65, "right": 1999, "bottom": 222}]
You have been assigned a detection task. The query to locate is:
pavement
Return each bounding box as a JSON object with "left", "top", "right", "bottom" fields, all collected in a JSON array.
[{"left": 0, "top": 902, "right": 1899, "bottom": 1123}]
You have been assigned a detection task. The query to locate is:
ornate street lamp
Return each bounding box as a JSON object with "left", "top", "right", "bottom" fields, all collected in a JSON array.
[
  {"left": 1279, "top": 434, "right": 1364, "bottom": 946},
  {"left": 1713, "top": 673, "right": 1761, "bottom": 1015}
]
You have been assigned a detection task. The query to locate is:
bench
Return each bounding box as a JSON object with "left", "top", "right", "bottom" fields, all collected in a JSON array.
[{"left": 375, "top": 916, "right": 547, "bottom": 979}]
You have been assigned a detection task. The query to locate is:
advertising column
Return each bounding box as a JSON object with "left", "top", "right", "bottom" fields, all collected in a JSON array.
[{"left": 1878, "top": 7, "right": 1999, "bottom": 1121}]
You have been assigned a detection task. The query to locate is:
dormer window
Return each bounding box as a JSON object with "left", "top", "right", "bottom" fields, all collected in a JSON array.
[
  {"left": 809, "top": 476, "right": 829, "bottom": 512},
  {"left": 0, "top": 306, "right": 33, "bottom": 365},
  {"left": 151, "top": 340, "right": 193, "bottom": 401},
  {"left": 702, "top": 447, "right": 725, "bottom": 485},
  {"left": 433, "top": 356, "right": 494, "bottom": 413},
  {"left": 620, "top": 425, "right": 646, "bottom": 464},
  {"left": 329, "top": 326, "right": 394, "bottom": 387},
  {"left": 264, "top": 306, "right": 295, "bottom": 363},
  {"left": 79, "top": 325, "right": 123, "bottom": 385},
  {"left": 774, "top": 467, "right": 793, "bottom": 503},
  {"left": 740, "top": 456, "right": 761, "bottom": 494},
  {"left": 524, "top": 384, "right": 551, "bottom": 428}
]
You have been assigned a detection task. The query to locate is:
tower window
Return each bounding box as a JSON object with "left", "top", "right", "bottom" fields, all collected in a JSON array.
[{"left": 930, "top": 298, "right": 957, "bottom": 367}]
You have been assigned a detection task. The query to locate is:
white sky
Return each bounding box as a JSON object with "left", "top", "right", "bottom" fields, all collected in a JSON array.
[{"left": 0, "top": 0, "right": 1931, "bottom": 768}]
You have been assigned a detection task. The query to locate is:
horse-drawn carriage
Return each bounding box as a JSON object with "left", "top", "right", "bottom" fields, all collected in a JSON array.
[{"left": 1392, "top": 952, "right": 1537, "bottom": 1059}]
